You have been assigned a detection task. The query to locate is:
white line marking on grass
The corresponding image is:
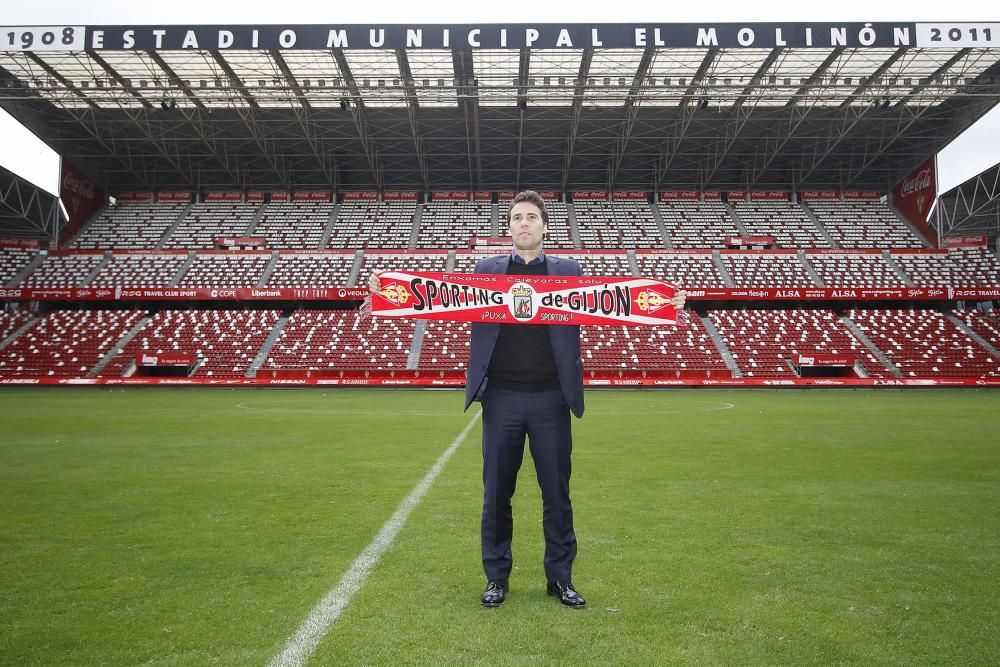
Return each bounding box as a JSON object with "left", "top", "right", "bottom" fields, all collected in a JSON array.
[{"left": 267, "top": 409, "right": 482, "bottom": 667}]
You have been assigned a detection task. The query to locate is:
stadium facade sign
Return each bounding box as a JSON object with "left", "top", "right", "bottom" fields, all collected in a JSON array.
[{"left": 2, "top": 23, "right": 998, "bottom": 51}]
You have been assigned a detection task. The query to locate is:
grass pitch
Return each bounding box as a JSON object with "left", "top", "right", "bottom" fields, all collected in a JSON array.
[{"left": 1, "top": 388, "right": 997, "bottom": 665}]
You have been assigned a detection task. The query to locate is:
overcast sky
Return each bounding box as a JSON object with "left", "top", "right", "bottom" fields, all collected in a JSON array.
[{"left": 2, "top": 0, "right": 997, "bottom": 195}]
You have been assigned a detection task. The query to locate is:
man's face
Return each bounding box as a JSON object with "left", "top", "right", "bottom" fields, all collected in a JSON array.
[{"left": 509, "top": 201, "right": 547, "bottom": 253}]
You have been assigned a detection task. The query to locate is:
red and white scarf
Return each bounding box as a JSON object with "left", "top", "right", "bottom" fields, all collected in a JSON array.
[{"left": 367, "top": 271, "right": 686, "bottom": 326}]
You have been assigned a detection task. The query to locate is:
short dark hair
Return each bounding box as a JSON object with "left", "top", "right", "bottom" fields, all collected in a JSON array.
[{"left": 508, "top": 190, "right": 549, "bottom": 225}]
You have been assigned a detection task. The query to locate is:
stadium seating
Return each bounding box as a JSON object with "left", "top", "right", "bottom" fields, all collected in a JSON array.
[
  {"left": 262, "top": 309, "right": 414, "bottom": 371},
  {"left": 721, "top": 253, "right": 818, "bottom": 287},
  {"left": 161, "top": 203, "right": 260, "bottom": 248},
  {"left": 580, "top": 319, "right": 727, "bottom": 372},
  {"left": 849, "top": 308, "right": 1000, "bottom": 377},
  {"left": 265, "top": 253, "right": 356, "bottom": 287},
  {"left": 0, "top": 248, "right": 36, "bottom": 286},
  {"left": 254, "top": 202, "right": 335, "bottom": 249},
  {"left": 418, "top": 320, "right": 471, "bottom": 369},
  {"left": 417, "top": 201, "right": 493, "bottom": 248},
  {"left": 893, "top": 249, "right": 1000, "bottom": 286},
  {"left": 88, "top": 253, "right": 189, "bottom": 287},
  {"left": 0, "top": 310, "right": 34, "bottom": 341},
  {"left": 708, "top": 309, "right": 890, "bottom": 377},
  {"left": 807, "top": 253, "right": 907, "bottom": 287},
  {"left": 574, "top": 202, "right": 663, "bottom": 248},
  {"left": 359, "top": 253, "right": 449, "bottom": 277},
  {"left": 951, "top": 309, "right": 1000, "bottom": 350},
  {"left": 657, "top": 201, "right": 741, "bottom": 248},
  {"left": 636, "top": 253, "right": 725, "bottom": 288},
  {"left": 328, "top": 202, "right": 415, "bottom": 248},
  {"left": 538, "top": 201, "right": 575, "bottom": 249},
  {"left": 559, "top": 253, "right": 633, "bottom": 277},
  {"left": 451, "top": 253, "right": 479, "bottom": 273},
  {"left": 0, "top": 309, "right": 143, "bottom": 376},
  {"left": 19, "top": 254, "right": 105, "bottom": 287},
  {"left": 732, "top": 201, "right": 831, "bottom": 248},
  {"left": 176, "top": 253, "right": 271, "bottom": 287},
  {"left": 71, "top": 202, "right": 187, "bottom": 249},
  {"left": 100, "top": 309, "right": 280, "bottom": 377},
  {"left": 806, "top": 200, "right": 925, "bottom": 248}
]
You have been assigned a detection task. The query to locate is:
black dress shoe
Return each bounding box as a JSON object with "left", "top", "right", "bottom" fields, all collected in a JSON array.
[
  {"left": 547, "top": 580, "right": 586, "bottom": 608},
  {"left": 481, "top": 579, "right": 508, "bottom": 607}
]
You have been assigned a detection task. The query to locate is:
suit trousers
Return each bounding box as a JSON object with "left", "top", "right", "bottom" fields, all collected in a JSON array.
[{"left": 480, "top": 386, "right": 577, "bottom": 582}]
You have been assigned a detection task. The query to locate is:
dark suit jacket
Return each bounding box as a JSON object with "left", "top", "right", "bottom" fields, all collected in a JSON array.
[{"left": 463, "top": 253, "right": 585, "bottom": 418}]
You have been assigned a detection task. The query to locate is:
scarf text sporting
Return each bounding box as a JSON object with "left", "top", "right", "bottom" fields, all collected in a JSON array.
[{"left": 370, "top": 271, "right": 683, "bottom": 326}]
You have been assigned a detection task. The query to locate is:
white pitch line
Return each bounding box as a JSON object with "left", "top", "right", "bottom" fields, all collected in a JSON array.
[{"left": 268, "top": 409, "right": 482, "bottom": 667}]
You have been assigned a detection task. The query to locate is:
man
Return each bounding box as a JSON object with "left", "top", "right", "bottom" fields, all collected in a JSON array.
[{"left": 371, "top": 190, "right": 686, "bottom": 609}]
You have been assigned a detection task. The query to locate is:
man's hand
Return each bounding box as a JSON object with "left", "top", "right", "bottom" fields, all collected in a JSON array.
[
  {"left": 672, "top": 289, "right": 687, "bottom": 310},
  {"left": 368, "top": 273, "right": 382, "bottom": 293}
]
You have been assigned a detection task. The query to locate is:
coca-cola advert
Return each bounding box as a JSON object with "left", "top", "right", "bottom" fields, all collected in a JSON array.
[
  {"left": 247, "top": 191, "right": 265, "bottom": 202},
  {"left": 382, "top": 191, "right": 418, "bottom": 201},
  {"left": 844, "top": 191, "right": 882, "bottom": 201},
  {"left": 750, "top": 191, "right": 789, "bottom": 201},
  {"left": 59, "top": 160, "right": 106, "bottom": 246},
  {"left": 432, "top": 192, "right": 473, "bottom": 201},
  {"left": 473, "top": 192, "right": 492, "bottom": 201},
  {"left": 659, "top": 191, "right": 699, "bottom": 201},
  {"left": 342, "top": 192, "right": 379, "bottom": 201},
  {"left": 293, "top": 191, "right": 331, "bottom": 202},
  {"left": 891, "top": 156, "right": 937, "bottom": 244},
  {"left": 205, "top": 192, "right": 243, "bottom": 202},
  {"left": 944, "top": 236, "right": 987, "bottom": 248},
  {"left": 726, "top": 192, "right": 747, "bottom": 202},
  {"left": 499, "top": 191, "right": 559, "bottom": 201},
  {"left": 702, "top": 192, "right": 723, "bottom": 201},
  {"left": 572, "top": 191, "right": 609, "bottom": 202},
  {"left": 800, "top": 191, "right": 840, "bottom": 201},
  {"left": 114, "top": 191, "right": 154, "bottom": 202},
  {"left": 0, "top": 238, "right": 41, "bottom": 250},
  {"left": 612, "top": 192, "right": 648, "bottom": 201},
  {"left": 156, "top": 191, "right": 192, "bottom": 202},
  {"left": 270, "top": 191, "right": 289, "bottom": 202}
]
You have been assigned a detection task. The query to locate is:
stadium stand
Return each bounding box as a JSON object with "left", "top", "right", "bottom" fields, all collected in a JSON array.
[
  {"left": 732, "top": 201, "right": 832, "bottom": 248},
  {"left": 657, "top": 201, "right": 741, "bottom": 248},
  {"left": 18, "top": 253, "right": 105, "bottom": 287},
  {"left": 71, "top": 202, "right": 187, "bottom": 249},
  {"left": 558, "top": 253, "right": 633, "bottom": 276},
  {"left": 328, "top": 202, "right": 415, "bottom": 248},
  {"left": 100, "top": 309, "right": 280, "bottom": 377},
  {"left": 88, "top": 253, "right": 189, "bottom": 287},
  {"left": 540, "top": 201, "right": 576, "bottom": 249},
  {"left": 262, "top": 309, "right": 414, "bottom": 371},
  {"left": 708, "top": 308, "right": 890, "bottom": 377},
  {"left": 0, "top": 309, "right": 34, "bottom": 341},
  {"left": 952, "top": 309, "right": 1000, "bottom": 350},
  {"left": 849, "top": 308, "right": 1000, "bottom": 377},
  {"left": 254, "top": 202, "right": 335, "bottom": 249},
  {"left": 418, "top": 320, "right": 471, "bottom": 369},
  {"left": 574, "top": 201, "right": 662, "bottom": 248},
  {"left": 893, "top": 249, "right": 1000, "bottom": 286},
  {"left": 636, "top": 253, "right": 725, "bottom": 288},
  {"left": 581, "top": 319, "right": 728, "bottom": 372},
  {"left": 806, "top": 253, "right": 908, "bottom": 287},
  {"left": 0, "top": 309, "right": 144, "bottom": 376},
  {"left": 805, "top": 200, "right": 925, "bottom": 248},
  {"left": 359, "top": 253, "right": 450, "bottom": 276},
  {"left": 451, "top": 253, "right": 479, "bottom": 273},
  {"left": 721, "top": 252, "right": 818, "bottom": 287},
  {"left": 417, "top": 201, "right": 493, "bottom": 248},
  {"left": 0, "top": 247, "right": 37, "bottom": 285},
  {"left": 265, "top": 253, "right": 356, "bottom": 287},
  {"left": 176, "top": 253, "right": 271, "bottom": 287},
  {"left": 161, "top": 203, "right": 260, "bottom": 249}
]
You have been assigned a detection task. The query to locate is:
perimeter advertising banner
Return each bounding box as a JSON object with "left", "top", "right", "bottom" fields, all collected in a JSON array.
[
  {"left": 891, "top": 155, "right": 938, "bottom": 245},
  {"left": 59, "top": 160, "right": 105, "bottom": 246}
]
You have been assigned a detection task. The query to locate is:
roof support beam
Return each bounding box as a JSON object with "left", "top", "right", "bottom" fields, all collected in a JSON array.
[
  {"left": 86, "top": 51, "right": 153, "bottom": 109},
  {"left": 453, "top": 49, "right": 482, "bottom": 191},
  {"left": 655, "top": 47, "right": 719, "bottom": 188},
  {"left": 560, "top": 49, "right": 594, "bottom": 193},
  {"left": 701, "top": 48, "right": 786, "bottom": 186},
  {"left": 933, "top": 162, "right": 1000, "bottom": 238},
  {"left": 514, "top": 49, "right": 530, "bottom": 190},
  {"left": 608, "top": 47, "right": 655, "bottom": 190},
  {"left": 396, "top": 50, "right": 430, "bottom": 193},
  {"left": 332, "top": 48, "right": 384, "bottom": 191}
]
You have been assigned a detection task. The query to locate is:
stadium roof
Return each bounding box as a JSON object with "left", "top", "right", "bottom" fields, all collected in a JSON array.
[
  {"left": 0, "top": 22, "right": 998, "bottom": 193},
  {"left": 0, "top": 165, "right": 63, "bottom": 241},
  {"left": 932, "top": 160, "right": 1000, "bottom": 243}
]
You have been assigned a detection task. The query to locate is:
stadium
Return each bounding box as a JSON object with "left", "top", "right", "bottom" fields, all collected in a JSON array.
[{"left": 1, "top": 17, "right": 998, "bottom": 666}]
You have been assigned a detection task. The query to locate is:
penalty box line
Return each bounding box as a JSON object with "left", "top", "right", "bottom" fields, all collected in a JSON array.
[{"left": 268, "top": 409, "right": 482, "bottom": 667}]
